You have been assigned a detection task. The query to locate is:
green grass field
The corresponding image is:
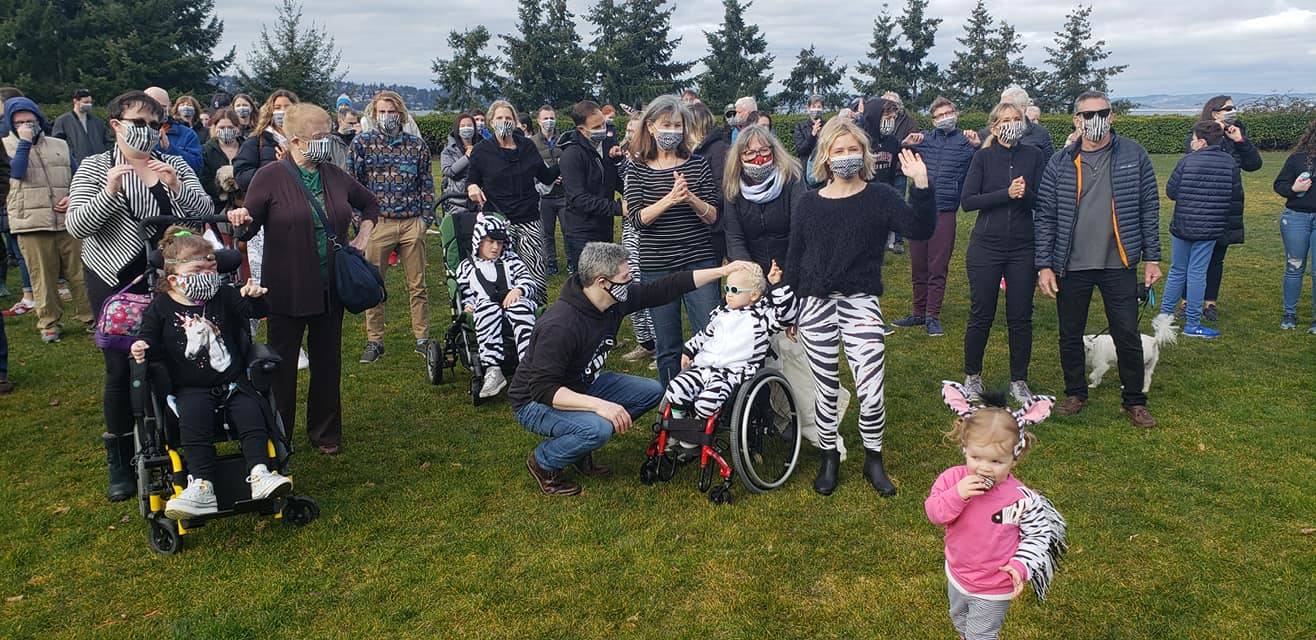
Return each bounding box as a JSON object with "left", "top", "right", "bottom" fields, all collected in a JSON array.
[{"left": 1, "top": 152, "right": 1312, "bottom": 639}]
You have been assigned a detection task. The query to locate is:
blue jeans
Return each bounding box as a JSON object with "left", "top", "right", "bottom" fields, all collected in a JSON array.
[
  {"left": 647, "top": 258, "right": 720, "bottom": 386},
  {"left": 0, "top": 307, "right": 8, "bottom": 378},
  {"left": 1280, "top": 209, "right": 1316, "bottom": 316},
  {"left": 516, "top": 372, "right": 663, "bottom": 471},
  {"left": 1159, "top": 235, "right": 1216, "bottom": 327},
  {"left": 3, "top": 232, "right": 31, "bottom": 290}
]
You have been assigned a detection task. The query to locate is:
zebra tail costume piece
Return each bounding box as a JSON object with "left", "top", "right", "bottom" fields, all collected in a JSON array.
[
  {"left": 1012, "top": 486, "right": 1068, "bottom": 601},
  {"left": 621, "top": 216, "right": 654, "bottom": 344},
  {"left": 797, "top": 294, "right": 888, "bottom": 452},
  {"left": 458, "top": 214, "right": 541, "bottom": 367},
  {"left": 507, "top": 219, "right": 548, "bottom": 306}
]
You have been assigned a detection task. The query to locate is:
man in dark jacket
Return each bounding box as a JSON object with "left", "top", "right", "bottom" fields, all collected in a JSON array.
[
  {"left": 144, "top": 87, "right": 204, "bottom": 173},
  {"left": 52, "top": 89, "right": 114, "bottom": 165},
  {"left": 531, "top": 105, "right": 566, "bottom": 274},
  {"left": 793, "top": 96, "right": 826, "bottom": 160},
  {"left": 558, "top": 101, "right": 621, "bottom": 273},
  {"left": 1035, "top": 91, "right": 1162, "bottom": 428},
  {"left": 510, "top": 242, "right": 751, "bottom": 496}
]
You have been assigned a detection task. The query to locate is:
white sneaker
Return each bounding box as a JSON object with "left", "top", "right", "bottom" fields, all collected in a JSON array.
[
  {"left": 1010, "top": 380, "right": 1034, "bottom": 405},
  {"left": 963, "top": 374, "right": 984, "bottom": 401},
  {"left": 246, "top": 463, "right": 293, "bottom": 500},
  {"left": 479, "top": 367, "right": 507, "bottom": 398},
  {"left": 165, "top": 476, "right": 218, "bottom": 519},
  {"left": 297, "top": 349, "right": 310, "bottom": 370}
]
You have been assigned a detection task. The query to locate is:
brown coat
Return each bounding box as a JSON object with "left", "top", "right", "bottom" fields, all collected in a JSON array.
[{"left": 242, "top": 158, "right": 380, "bottom": 317}]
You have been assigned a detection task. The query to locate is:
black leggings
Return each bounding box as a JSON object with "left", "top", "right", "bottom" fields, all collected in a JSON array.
[
  {"left": 963, "top": 243, "right": 1036, "bottom": 382},
  {"left": 176, "top": 387, "right": 270, "bottom": 481},
  {"left": 86, "top": 260, "right": 147, "bottom": 437}
]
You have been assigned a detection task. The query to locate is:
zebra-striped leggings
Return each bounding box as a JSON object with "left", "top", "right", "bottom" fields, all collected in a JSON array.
[
  {"left": 664, "top": 366, "right": 748, "bottom": 418},
  {"left": 797, "top": 294, "right": 889, "bottom": 452},
  {"left": 472, "top": 298, "right": 536, "bottom": 368},
  {"left": 621, "top": 219, "right": 654, "bottom": 345},
  {"left": 508, "top": 220, "right": 548, "bottom": 306}
]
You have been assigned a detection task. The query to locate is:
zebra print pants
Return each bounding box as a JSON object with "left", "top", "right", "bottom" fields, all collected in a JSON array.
[
  {"left": 797, "top": 294, "right": 889, "bottom": 452},
  {"left": 621, "top": 219, "right": 654, "bottom": 344},
  {"left": 472, "top": 298, "right": 536, "bottom": 368},
  {"left": 508, "top": 220, "right": 547, "bottom": 305},
  {"left": 664, "top": 366, "right": 748, "bottom": 418}
]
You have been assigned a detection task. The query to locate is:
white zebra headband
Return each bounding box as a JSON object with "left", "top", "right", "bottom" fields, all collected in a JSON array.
[{"left": 940, "top": 381, "right": 1055, "bottom": 458}]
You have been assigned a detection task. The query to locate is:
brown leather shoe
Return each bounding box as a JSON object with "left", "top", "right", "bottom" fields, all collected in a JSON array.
[
  {"left": 1123, "top": 405, "right": 1157, "bottom": 428},
  {"left": 526, "top": 452, "right": 582, "bottom": 496},
  {"left": 1056, "top": 395, "right": 1086, "bottom": 416},
  {"left": 572, "top": 453, "right": 612, "bottom": 478}
]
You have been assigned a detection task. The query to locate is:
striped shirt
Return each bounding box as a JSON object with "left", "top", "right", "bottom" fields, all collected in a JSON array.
[
  {"left": 67, "top": 148, "right": 213, "bottom": 284},
  {"left": 623, "top": 155, "right": 719, "bottom": 272}
]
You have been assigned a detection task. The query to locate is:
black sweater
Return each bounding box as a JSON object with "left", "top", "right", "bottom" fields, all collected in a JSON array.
[
  {"left": 1273, "top": 151, "right": 1316, "bottom": 213},
  {"left": 723, "top": 177, "right": 804, "bottom": 272},
  {"left": 786, "top": 182, "right": 937, "bottom": 298},
  {"left": 467, "top": 134, "right": 560, "bottom": 224},
  {"left": 509, "top": 271, "right": 696, "bottom": 409},
  {"left": 959, "top": 142, "right": 1047, "bottom": 251},
  {"left": 139, "top": 286, "right": 268, "bottom": 388}
]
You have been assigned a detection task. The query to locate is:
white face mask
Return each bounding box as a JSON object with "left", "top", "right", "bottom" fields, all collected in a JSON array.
[{"left": 272, "top": 110, "right": 286, "bottom": 128}]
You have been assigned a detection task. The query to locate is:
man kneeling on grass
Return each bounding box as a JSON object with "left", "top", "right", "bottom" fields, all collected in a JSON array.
[{"left": 509, "top": 242, "right": 752, "bottom": 496}]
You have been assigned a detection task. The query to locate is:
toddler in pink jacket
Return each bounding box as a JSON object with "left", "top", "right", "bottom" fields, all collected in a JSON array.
[{"left": 925, "top": 381, "right": 1067, "bottom": 640}]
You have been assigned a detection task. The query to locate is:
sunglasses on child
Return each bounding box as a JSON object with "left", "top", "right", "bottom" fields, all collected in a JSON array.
[
  {"left": 723, "top": 284, "right": 752, "bottom": 294},
  {"left": 1076, "top": 109, "right": 1112, "bottom": 120}
]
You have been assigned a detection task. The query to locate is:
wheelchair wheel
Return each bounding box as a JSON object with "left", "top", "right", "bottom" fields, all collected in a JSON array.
[
  {"left": 282, "top": 496, "right": 320, "bottom": 526},
  {"left": 147, "top": 513, "right": 182, "bottom": 555},
  {"left": 707, "top": 483, "right": 733, "bottom": 505},
  {"left": 427, "top": 340, "right": 444, "bottom": 385},
  {"left": 728, "top": 370, "right": 801, "bottom": 494}
]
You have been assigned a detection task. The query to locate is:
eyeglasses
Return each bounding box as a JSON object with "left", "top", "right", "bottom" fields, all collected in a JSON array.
[
  {"left": 1076, "top": 109, "right": 1112, "bottom": 120},
  {"left": 741, "top": 147, "right": 772, "bottom": 160},
  {"left": 602, "top": 275, "right": 633, "bottom": 286},
  {"left": 119, "top": 118, "right": 163, "bottom": 130}
]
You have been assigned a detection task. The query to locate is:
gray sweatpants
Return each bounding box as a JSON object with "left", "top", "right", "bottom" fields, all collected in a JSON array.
[{"left": 948, "top": 583, "right": 1011, "bottom": 640}]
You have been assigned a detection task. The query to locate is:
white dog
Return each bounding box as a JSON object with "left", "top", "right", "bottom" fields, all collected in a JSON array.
[{"left": 1084, "top": 314, "right": 1177, "bottom": 394}]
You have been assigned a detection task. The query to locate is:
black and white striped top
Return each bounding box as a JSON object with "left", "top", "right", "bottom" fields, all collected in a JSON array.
[
  {"left": 67, "top": 148, "right": 213, "bottom": 284},
  {"left": 623, "top": 155, "right": 719, "bottom": 272}
]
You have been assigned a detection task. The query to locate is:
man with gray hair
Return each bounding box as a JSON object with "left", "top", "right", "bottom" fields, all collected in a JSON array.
[{"left": 509, "top": 241, "right": 752, "bottom": 496}]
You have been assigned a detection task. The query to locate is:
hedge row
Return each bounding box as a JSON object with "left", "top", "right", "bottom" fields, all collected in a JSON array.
[{"left": 414, "top": 112, "right": 1310, "bottom": 156}]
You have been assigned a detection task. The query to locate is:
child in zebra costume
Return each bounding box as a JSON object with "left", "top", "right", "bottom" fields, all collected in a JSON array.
[
  {"left": 457, "top": 214, "right": 541, "bottom": 398},
  {"left": 926, "top": 382, "right": 1068, "bottom": 640},
  {"left": 664, "top": 261, "right": 797, "bottom": 419}
]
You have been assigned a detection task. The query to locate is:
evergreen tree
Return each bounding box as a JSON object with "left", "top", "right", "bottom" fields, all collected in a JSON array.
[
  {"left": 983, "top": 22, "right": 1038, "bottom": 106},
  {"left": 852, "top": 6, "right": 902, "bottom": 99},
  {"left": 431, "top": 26, "right": 503, "bottom": 111},
  {"left": 1038, "top": 5, "right": 1127, "bottom": 112},
  {"left": 585, "top": 0, "right": 624, "bottom": 102},
  {"left": 697, "top": 0, "right": 774, "bottom": 110},
  {"left": 777, "top": 45, "right": 848, "bottom": 111},
  {"left": 892, "top": 0, "right": 943, "bottom": 109},
  {"left": 943, "top": 0, "right": 994, "bottom": 111},
  {"left": 501, "top": 0, "right": 590, "bottom": 109},
  {"left": 589, "top": 0, "right": 693, "bottom": 106},
  {"left": 237, "top": 0, "right": 345, "bottom": 105}
]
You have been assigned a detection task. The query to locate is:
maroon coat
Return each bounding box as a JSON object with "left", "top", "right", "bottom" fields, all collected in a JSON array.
[{"left": 243, "top": 158, "right": 381, "bottom": 317}]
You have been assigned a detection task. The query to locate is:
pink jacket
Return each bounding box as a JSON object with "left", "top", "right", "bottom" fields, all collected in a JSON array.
[{"left": 925, "top": 465, "right": 1033, "bottom": 597}]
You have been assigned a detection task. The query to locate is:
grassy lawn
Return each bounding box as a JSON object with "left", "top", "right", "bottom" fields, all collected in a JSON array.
[{"left": 0, "top": 152, "right": 1312, "bottom": 639}]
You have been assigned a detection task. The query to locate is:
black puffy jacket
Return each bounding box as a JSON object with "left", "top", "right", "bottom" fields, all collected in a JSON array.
[
  {"left": 1182, "top": 120, "right": 1262, "bottom": 245},
  {"left": 1166, "top": 146, "right": 1242, "bottom": 241},
  {"left": 1034, "top": 133, "right": 1161, "bottom": 276},
  {"left": 913, "top": 127, "right": 977, "bottom": 212}
]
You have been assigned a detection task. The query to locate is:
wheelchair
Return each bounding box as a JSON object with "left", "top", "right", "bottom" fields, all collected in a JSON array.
[
  {"left": 640, "top": 366, "right": 803, "bottom": 504},
  {"left": 128, "top": 216, "right": 318, "bottom": 554}
]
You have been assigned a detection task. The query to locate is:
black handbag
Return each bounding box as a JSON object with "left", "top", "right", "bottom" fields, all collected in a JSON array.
[{"left": 283, "top": 163, "right": 386, "bottom": 314}]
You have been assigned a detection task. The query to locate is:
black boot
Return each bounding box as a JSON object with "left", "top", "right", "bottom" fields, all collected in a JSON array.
[
  {"left": 813, "top": 449, "right": 840, "bottom": 496},
  {"left": 863, "top": 448, "right": 897, "bottom": 497},
  {"left": 104, "top": 433, "right": 136, "bottom": 502}
]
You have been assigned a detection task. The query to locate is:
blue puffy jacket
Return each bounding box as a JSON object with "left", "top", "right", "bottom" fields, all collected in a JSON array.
[
  {"left": 1034, "top": 133, "right": 1161, "bottom": 276},
  {"left": 1166, "top": 146, "right": 1242, "bottom": 241},
  {"left": 913, "top": 128, "right": 976, "bottom": 213}
]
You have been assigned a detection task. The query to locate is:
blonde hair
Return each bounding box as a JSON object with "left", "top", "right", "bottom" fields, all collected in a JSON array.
[
  {"left": 728, "top": 262, "right": 767, "bottom": 295},
  {"left": 283, "top": 103, "right": 331, "bottom": 141},
  {"left": 810, "top": 118, "right": 875, "bottom": 184},
  {"left": 945, "top": 408, "right": 1034, "bottom": 460},
  {"left": 982, "top": 102, "right": 1026, "bottom": 149},
  {"left": 724, "top": 125, "right": 801, "bottom": 202},
  {"left": 486, "top": 100, "right": 519, "bottom": 136},
  {"left": 368, "top": 90, "right": 410, "bottom": 123},
  {"left": 156, "top": 225, "right": 216, "bottom": 292}
]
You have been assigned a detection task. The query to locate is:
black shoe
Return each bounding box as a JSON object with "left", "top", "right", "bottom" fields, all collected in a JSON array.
[
  {"left": 890, "top": 314, "right": 925, "bottom": 328},
  {"left": 104, "top": 433, "right": 136, "bottom": 502},
  {"left": 359, "top": 341, "right": 384, "bottom": 364},
  {"left": 813, "top": 449, "right": 840, "bottom": 496},
  {"left": 863, "top": 448, "right": 897, "bottom": 497}
]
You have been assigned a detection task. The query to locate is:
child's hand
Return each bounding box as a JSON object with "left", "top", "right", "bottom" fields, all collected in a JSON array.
[
  {"left": 767, "top": 259, "right": 782, "bottom": 285},
  {"left": 502, "top": 287, "right": 522, "bottom": 309},
  {"left": 240, "top": 279, "right": 267, "bottom": 298},
  {"left": 680, "top": 354, "right": 692, "bottom": 370},
  {"left": 464, "top": 304, "right": 475, "bottom": 314},
  {"left": 999, "top": 564, "right": 1025, "bottom": 598},
  {"left": 130, "top": 340, "right": 149, "bottom": 364},
  {"left": 955, "top": 474, "right": 990, "bottom": 500}
]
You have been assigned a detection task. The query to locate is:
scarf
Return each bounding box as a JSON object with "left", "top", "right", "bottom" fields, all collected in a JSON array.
[
  {"left": 740, "top": 169, "right": 783, "bottom": 204},
  {"left": 265, "top": 126, "right": 288, "bottom": 148}
]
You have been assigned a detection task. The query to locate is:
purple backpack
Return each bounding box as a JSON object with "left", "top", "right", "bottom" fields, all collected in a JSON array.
[{"left": 93, "top": 275, "right": 152, "bottom": 352}]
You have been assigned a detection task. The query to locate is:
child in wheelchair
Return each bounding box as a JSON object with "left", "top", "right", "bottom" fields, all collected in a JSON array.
[
  {"left": 456, "top": 213, "right": 540, "bottom": 399},
  {"left": 664, "top": 261, "right": 798, "bottom": 450},
  {"left": 129, "top": 227, "right": 291, "bottom": 520}
]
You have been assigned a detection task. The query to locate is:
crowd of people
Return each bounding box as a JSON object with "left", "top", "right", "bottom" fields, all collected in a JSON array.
[{"left": 0, "top": 79, "right": 1313, "bottom": 639}]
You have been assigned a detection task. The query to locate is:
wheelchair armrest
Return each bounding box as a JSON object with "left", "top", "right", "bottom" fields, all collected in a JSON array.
[
  {"left": 129, "top": 358, "right": 148, "bottom": 415},
  {"left": 246, "top": 343, "right": 281, "bottom": 393}
]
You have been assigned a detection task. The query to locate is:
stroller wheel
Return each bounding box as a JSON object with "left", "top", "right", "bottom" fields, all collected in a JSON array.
[
  {"left": 147, "top": 513, "right": 182, "bottom": 555},
  {"left": 427, "top": 341, "right": 443, "bottom": 385},
  {"left": 282, "top": 496, "right": 320, "bottom": 526}
]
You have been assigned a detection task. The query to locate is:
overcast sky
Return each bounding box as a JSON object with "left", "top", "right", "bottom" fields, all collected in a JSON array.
[{"left": 216, "top": 0, "right": 1316, "bottom": 99}]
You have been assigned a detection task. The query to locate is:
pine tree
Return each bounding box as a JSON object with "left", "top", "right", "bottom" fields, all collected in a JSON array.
[
  {"left": 499, "top": 0, "right": 547, "bottom": 108},
  {"left": 590, "top": 0, "right": 693, "bottom": 107},
  {"left": 777, "top": 45, "right": 848, "bottom": 111},
  {"left": 943, "top": 0, "right": 994, "bottom": 111},
  {"left": 982, "top": 22, "right": 1038, "bottom": 106},
  {"left": 540, "top": 0, "right": 591, "bottom": 106},
  {"left": 585, "top": 0, "right": 625, "bottom": 102},
  {"left": 431, "top": 26, "right": 503, "bottom": 111},
  {"left": 892, "top": 0, "right": 943, "bottom": 109},
  {"left": 237, "top": 0, "right": 345, "bottom": 105},
  {"left": 1038, "top": 5, "right": 1127, "bottom": 112},
  {"left": 852, "top": 6, "right": 903, "bottom": 99},
  {"left": 697, "top": 0, "right": 774, "bottom": 110}
]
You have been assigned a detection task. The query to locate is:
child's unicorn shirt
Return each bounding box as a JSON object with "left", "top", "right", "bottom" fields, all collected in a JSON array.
[{"left": 138, "top": 287, "right": 268, "bottom": 388}]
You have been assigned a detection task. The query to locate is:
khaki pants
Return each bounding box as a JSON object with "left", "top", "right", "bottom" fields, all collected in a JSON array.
[
  {"left": 363, "top": 217, "right": 428, "bottom": 342},
  {"left": 17, "top": 231, "right": 92, "bottom": 331}
]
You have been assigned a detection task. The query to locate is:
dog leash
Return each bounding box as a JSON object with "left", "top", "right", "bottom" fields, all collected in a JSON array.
[{"left": 1092, "top": 286, "right": 1157, "bottom": 338}]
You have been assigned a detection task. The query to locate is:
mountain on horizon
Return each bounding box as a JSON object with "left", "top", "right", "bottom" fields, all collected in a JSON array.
[{"left": 1117, "top": 91, "right": 1316, "bottom": 109}]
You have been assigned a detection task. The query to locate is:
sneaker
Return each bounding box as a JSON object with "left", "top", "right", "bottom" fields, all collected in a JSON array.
[
  {"left": 479, "top": 367, "right": 507, "bottom": 398},
  {"left": 879, "top": 323, "right": 896, "bottom": 336},
  {"left": 622, "top": 344, "right": 655, "bottom": 362},
  {"left": 246, "top": 464, "right": 293, "bottom": 500},
  {"left": 41, "top": 328, "right": 61, "bottom": 343},
  {"left": 925, "top": 317, "right": 944, "bottom": 337},
  {"left": 1183, "top": 325, "right": 1221, "bottom": 339},
  {"left": 0, "top": 283, "right": 10, "bottom": 298},
  {"left": 297, "top": 349, "right": 310, "bottom": 370},
  {"left": 359, "top": 341, "right": 385, "bottom": 364},
  {"left": 58, "top": 286, "right": 72, "bottom": 302},
  {"left": 388, "top": 251, "right": 399, "bottom": 267},
  {"left": 889, "top": 241, "right": 905, "bottom": 255},
  {"left": 1123, "top": 404, "right": 1157, "bottom": 428},
  {"left": 890, "top": 314, "right": 925, "bottom": 328},
  {"left": 1201, "top": 304, "right": 1218, "bottom": 323},
  {"left": 648, "top": 360, "right": 658, "bottom": 371},
  {"left": 963, "top": 374, "right": 984, "bottom": 401},
  {"left": 164, "top": 476, "right": 218, "bottom": 519},
  {"left": 415, "top": 339, "right": 430, "bottom": 356},
  {"left": 1280, "top": 314, "right": 1297, "bottom": 330},
  {"left": 1009, "top": 380, "right": 1033, "bottom": 405},
  {"left": 4, "top": 299, "right": 34, "bottom": 317}
]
